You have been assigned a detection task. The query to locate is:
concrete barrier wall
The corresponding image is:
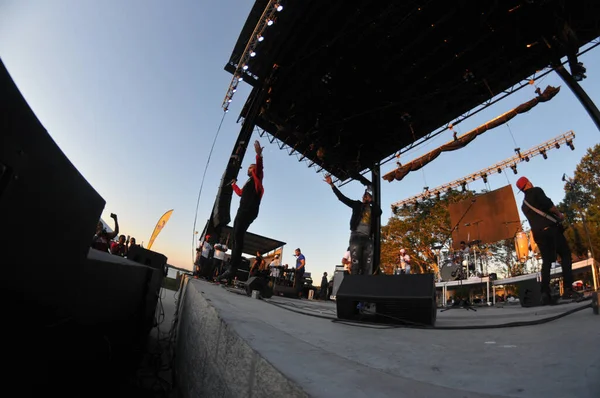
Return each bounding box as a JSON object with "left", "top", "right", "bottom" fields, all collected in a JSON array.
[{"left": 174, "top": 277, "right": 308, "bottom": 398}]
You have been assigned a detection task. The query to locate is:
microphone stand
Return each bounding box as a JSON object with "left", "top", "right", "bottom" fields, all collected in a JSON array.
[{"left": 439, "top": 199, "right": 478, "bottom": 312}]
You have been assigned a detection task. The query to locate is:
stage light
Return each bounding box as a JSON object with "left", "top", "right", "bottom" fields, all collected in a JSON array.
[
  {"left": 482, "top": 173, "right": 488, "bottom": 184},
  {"left": 555, "top": 142, "right": 560, "bottom": 149},
  {"left": 514, "top": 147, "right": 521, "bottom": 158},
  {"left": 238, "top": 76, "right": 244, "bottom": 82},
  {"left": 250, "top": 51, "right": 256, "bottom": 57},
  {"left": 232, "top": 88, "right": 237, "bottom": 93},
  {"left": 227, "top": 99, "right": 232, "bottom": 103},
  {"left": 511, "top": 164, "right": 518, "bottom": 174},
  {"left": 436, "top": 191, "right": 441, "bottom": 200},
  {"left": 423, "top": 186, "right": 429, "bottom": 192},
  {"left": 497, "top": 168, "right": 502, "bottom": 174},
  {"left": 461, "top": 181, "right": 467, "bottom": 192},
  {"left": 567, "top": 140, "right": 575, "bottom": 150},
  {"left": 392, "top": 205, "right": 399, "bottom": 214},
  {"left": 540, "top": 149, "right": 547, "bottom": 159},
  {"left": 524, "top": 156, "right": 529, "bottom": 162},
  {"left": 275, "top": 4, "right": 283, "bottom": 12},
  {"left": 224, "top": 107, "right": 229, "bottom": 113},
  {"left": 403, "top": 203, "right": 408, "bottom": 210},
  {"left": 258, "top": 35, "right": 264, "bottom": 42},
  {"left": 242, "top": 65, "right": 249, "bottom": 70},
  {"left": 267, "top": 19, "right": 274, "bottom": 26}
]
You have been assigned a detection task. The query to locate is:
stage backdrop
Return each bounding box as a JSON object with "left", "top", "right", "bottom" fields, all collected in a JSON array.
[{"left": 449, "top": 185, "right": 521, "bottom": 249}]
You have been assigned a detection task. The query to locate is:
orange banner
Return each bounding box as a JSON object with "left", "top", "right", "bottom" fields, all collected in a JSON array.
[{"left": 147, "top": 209, "right": 173, "bottom": 250}]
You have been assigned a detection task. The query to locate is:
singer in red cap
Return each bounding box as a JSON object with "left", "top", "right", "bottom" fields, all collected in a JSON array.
[{"left": 516, "top": 176, "right": 579, "bottom": 304}]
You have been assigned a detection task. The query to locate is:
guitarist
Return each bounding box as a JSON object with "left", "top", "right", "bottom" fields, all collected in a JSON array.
[{"left": 516, "top": 177, "right": 578, "bottom": 304}]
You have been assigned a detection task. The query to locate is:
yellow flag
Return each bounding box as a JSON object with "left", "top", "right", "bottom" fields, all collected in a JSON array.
[{"left": 147, "top": 209, "right": 173, "bottom": 250}]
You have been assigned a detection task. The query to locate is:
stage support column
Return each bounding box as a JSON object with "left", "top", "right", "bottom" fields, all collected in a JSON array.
[
  {"left": 554, "top": 64, "right": 600, "bottom": 133},
  {"left": 372, "top": 161, "right": 381, "bottom": 274}
]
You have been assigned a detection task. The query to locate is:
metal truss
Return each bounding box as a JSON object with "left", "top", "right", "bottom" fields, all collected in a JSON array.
[
  {"left": 391, "top": 130, "right": 576, "bottom": 210},
  {"left": 222, "top": 1, "right": 284, "bottom": 112},
  {"left": 374, "top": 40, "right": 600, "bottom": 174},
  {"left": 255, "top": 126, "right": 327, "bottom": 174}
]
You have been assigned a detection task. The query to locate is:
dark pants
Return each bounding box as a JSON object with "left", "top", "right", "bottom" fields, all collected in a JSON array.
[
  {"left": 349, "top": 232, "right": 374, "bottom": 275},
  {"left": 533, "top": 226, "right": 573, "bottom": 294},
  {"left": 229, "top": 211, "right": 257, "bottom": 270}
]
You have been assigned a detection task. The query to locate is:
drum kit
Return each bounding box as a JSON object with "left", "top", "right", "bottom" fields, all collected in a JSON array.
[{"left": 439, "top": 240, "right": 487, "bottom": 281}]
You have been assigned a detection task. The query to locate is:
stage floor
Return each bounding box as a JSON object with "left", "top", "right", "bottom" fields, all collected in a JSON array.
[{"left": 176, "top": 279, "right": 599, "bottom": 398}]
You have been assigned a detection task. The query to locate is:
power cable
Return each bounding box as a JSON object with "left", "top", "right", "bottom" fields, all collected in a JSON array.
[{"left": 191, "top": 112, "right": 228, "bottom": 263}]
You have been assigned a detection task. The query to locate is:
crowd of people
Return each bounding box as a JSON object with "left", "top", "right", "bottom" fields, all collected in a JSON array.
[{"left": 90, "top": 213, "right": 140, "bottom": 258}]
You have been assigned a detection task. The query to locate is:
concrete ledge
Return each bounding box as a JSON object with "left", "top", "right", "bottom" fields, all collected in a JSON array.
[{"left": 174, "top": 277, "right": 308, "bottom": 398}]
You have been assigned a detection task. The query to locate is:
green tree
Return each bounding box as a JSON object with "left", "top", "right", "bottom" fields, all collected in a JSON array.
[
  {"left": 558, "top": 143, "right": 600, "bottom": 261},
  {"left": 381, "top": 189, "right": 474, "bottom": 275}
]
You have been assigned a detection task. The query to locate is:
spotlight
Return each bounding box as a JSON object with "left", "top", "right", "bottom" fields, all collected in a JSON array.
[
  {"left": 232, "top": 88, "right": 237, "bottom": 93},
  {"left": 423, "top": 186, "right": 429, "bottom": 192},
  {"left": 242, "top": 65, "right": 249, "bottom": 70},
  {"left": 540, "top": 149, "right": 547, "bottom": 159},
  {"left": 267, "top": 19, "right": 274, "bottom": 26},
  {"left": 555, "top": 142, "right": 560, "bottom": 149},
  {"left": 497, "top": 168, "right": 502, "bottom": 174},
  {"left": 258, "top": 35, "right": 264, "bottom": 42},
  {"left": 275, "top": 4, "right": 283, "bottom": 12},
  {"left": 250, "top": 51, "right": 256, "bottom": 57},
  {"left": 238, "top": 76, "right": 244, "bottom": 82},
  {"left": 566, "top": 140, "right": 575, "bottom": 150},
  {"left": 224, "top": 107, "right": 229, "bottom": 113},
  {"left": 227, "top": 99, "right": 232, "bottom": 103},
  {"left": 524, "top": 156, "right": 530, "bottom": 162},
  {"left": 403, "top": 203, "right": 408, "bottom": 210},
  {"left": 511, "top": 164, "right": 518, "bottom": 174},
  {"left": 436, "top": 191, "right": 441, "bottom": 200},
  {"left": 514, "top": 148, "right": 521, "bottom": 158},
  {"left": 461, "top": 181, "right": 467, "bottom": 192},
  {"left": 482, "top": 173, "right": 488, "bottom": 184},
  {"left": 392, "top": 205, "right": 399, "bottom": 214},
  {"left": 446, "top": 187, "right": 452, "bottom": 195}
]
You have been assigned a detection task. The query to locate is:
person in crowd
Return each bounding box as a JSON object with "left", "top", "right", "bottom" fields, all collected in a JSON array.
[
  {"left": 249, "top": 251, "right": 264, "bottom": 277},
  {"left": 341, "top": 247, "right": 351, "bottom": 272},
  {"left": 294, "top": 248, "right": 306, "bottom": 297},
  {"left": 110, "top": 235, "right": 128, "bottom": 257},
  {"left": 320, "top": 272, "right": 328, "bottom": 300},
  {"left": 128, "top": 236, "right": 139, "bottom": 252},
  {"left": 399, "top": 248, "right": 411, "bottom": 274},
  {"left": 324, "top": 174, "right": 382, "bottom": 275},
  {"left": 269, "top": 254, "right": 281, "bottom": 279},
  {"left": 217, "top": 140, "right": 264, "bottom": 283},
  {"left": 212, "top": 243, "right": 228, "bottom": 278},
  {"left": 516, "top": 176, "right": 580, "bottom": 304},
  {"left": 198, "top": 235, "right": 213, "bottom": 279},
  {"left": 91, "top": 213, "right": 119, "bottom": 252}
]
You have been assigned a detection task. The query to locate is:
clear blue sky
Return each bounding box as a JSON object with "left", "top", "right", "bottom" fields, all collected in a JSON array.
[{"left": 1, "top": 1, "right": 599, "bottom": 279}]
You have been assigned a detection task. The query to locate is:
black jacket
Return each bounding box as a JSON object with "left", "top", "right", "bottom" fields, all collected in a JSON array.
[{"left": 331, "top": 185, "right": 382, "bottom": 236}]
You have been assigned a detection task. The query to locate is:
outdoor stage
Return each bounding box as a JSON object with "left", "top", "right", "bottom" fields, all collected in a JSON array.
[{"left": 173, "top": 277, "right": 599, "bottom": 398}]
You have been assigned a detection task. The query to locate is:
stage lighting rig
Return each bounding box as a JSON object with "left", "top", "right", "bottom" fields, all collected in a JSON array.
[
  {"left": 567, "top": 140, "right": 575, "bottom": 150},
  {"left": 389, "top": 131, "right": 575, "bottom": 210},
  {"left": 221, "top": 0, "right": 284, "bottom": 111}
]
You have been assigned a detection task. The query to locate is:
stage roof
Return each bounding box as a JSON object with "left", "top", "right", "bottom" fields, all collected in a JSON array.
[
  {"left": 226, "top": 1, "right": 600, "bottom": 182},
  {"left": 218, "top": 225, "right": 285, "bottom": 256}
]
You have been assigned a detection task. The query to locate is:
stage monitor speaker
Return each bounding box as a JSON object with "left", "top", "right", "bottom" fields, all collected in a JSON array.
[
  {"left": 1, "top": 59, "right": 105, "bottom": 321},
  {"left": 245, "top": 276, "right": 273, "bottom": 298},
  {"left": 336, "top": 274, "right": 437, "bottom": 326},
  {"left": 518, "top": 279, "right": 542, "bottom": 307},
  {"left": 127, "top": 246, "right": 168, "bottom": 273},
  {"left": 331, "top": 270, "right": 348, "bottom": 297}
]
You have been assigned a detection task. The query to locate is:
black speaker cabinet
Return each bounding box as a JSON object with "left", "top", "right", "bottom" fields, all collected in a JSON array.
[
  {"left": 127, "top": 246, "right": 168, "bottom": 273},
  {"left": 245, "top": 276, "right": 273, "bottom": 298},
  {"left": 518, "top": 279, "right": 542, "bottom": 307},
  {"left": 331, "top": 270, "right": 348, "bottom": 297},
  {"left": 336, "top": 274, "right": 437, "bottom": 326},
  {"left": 1, "top": 59, "right": 105, "bottom": 321}
]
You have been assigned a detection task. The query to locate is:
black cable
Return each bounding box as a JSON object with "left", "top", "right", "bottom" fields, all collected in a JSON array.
[
  {"left": 191, "top": 111, "right": 228, "bottom": 263},
  {"left": 262, "top": 296, "right": 592, "bottom": 330}
]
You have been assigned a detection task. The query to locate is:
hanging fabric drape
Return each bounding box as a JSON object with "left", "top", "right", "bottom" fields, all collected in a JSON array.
[{"left": 383, "top": 85, "right": 560, "bottom": 182}]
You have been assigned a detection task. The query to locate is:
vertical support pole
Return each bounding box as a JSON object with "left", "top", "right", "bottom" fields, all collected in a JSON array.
[
  {"left": 372, "top": 161, "right": 381, "bottom": 274},
  {"left": 554, "top": 64, "right": 600, "bottom": 132}
]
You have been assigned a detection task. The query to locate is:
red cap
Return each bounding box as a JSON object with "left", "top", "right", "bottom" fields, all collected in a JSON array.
[{"left": 516, "top": 176, "right": 530, "bottom": 191}]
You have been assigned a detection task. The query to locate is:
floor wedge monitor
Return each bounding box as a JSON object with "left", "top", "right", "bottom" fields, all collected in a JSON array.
[{"left": 336, "top": 274, "right": 437, "bottom": 326}]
